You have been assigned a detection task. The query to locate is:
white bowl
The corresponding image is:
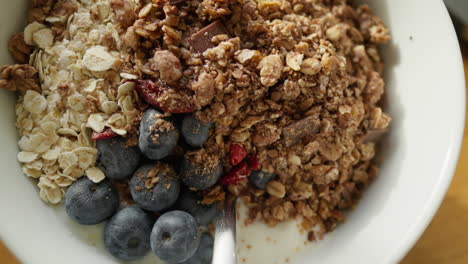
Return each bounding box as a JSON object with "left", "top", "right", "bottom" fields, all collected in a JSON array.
[{"left": 0, "top": 0, "right": 465, "bottom": 263}]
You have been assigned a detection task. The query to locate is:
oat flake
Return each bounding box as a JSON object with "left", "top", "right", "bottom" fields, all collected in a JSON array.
[
  {"left": 86, "top": 167, "right": 105, "bottom": 183},
  {"left": 82, "top": 45, "right": 117, "bottom": 72}
]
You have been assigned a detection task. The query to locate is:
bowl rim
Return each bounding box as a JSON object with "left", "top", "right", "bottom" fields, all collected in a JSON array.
[
  {"left": 390, "top": 3, "right": 466, "bottom": 262},
  {"left": 0, "top": 0, "right": 466, "bottom": 263}
]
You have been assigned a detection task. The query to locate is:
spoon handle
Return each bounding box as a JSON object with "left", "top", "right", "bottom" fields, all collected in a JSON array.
[{"left": 212, "top": 199, "right": 237, "bottom": 264}]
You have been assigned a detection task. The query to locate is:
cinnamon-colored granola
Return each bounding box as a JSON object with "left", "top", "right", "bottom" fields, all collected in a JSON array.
[{"left": 124, "top": 0, "right": 390, "bottom": 237}]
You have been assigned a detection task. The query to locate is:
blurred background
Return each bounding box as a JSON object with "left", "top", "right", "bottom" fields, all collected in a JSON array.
[{"left": 2, "top": 1, "right": 468, "bottom": 263}]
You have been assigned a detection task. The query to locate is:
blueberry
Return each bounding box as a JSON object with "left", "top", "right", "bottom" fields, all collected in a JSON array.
[
  {"left": 181, "top": 151, "right": 223, "bottom": 191},
  {"left": 139, "top": 108, "right": 179, "bottom": 160},
  {"left": 104, "top": 206, "right": 154, "bottom": 261},
  {"left": 181, "top": 233, "right": 214, "bottom": 264},
  {"left": 97, "top": 137, "right": 141, "bottom": 180},
  {"left": 181, "top": 115, "right": 211, "bottom": 148},
  {"left": 65, "top": 177, "right": 119, "bottom": 225},
  {"left": 249, "top": 170, "right": 277, "bottom": 190},
  {"left": 177, "top": 189, "right": 217, "bottom": 226},
  {"left": 129, "top": 163, "right": 180, "bottom": 212},
  {"left": 151, "top": 211, "right": 201, "bottom": 263}
]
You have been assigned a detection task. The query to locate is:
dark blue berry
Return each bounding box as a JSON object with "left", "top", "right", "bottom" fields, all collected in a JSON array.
[
  {"left": 104, "top": 206, "right": 154, "bottom": 261},
  {"left": 139, "top": 108, "right": 179, "bottom": 160},
  {"left": 97, "top": 137, "right": 141, "bottom": 180},
  {"left": 249, "top": 170, "right": 277, "bottom": 190},
  {"left": 176, "top": 189, "right": 218, "bottom": 226},
  {"left": 181, "top": 115, "right": 211, "bottom": 148},
  {"left": 129, "top": 163, "right": 180, "bottom": 212},
  {"left": 151, "top": 211, "right": 201, "bottom": 263},
  {"left": 181, "top": 151, "right": 223, "bottom": 191},
  {"left": 65, "top": 177, "right": 119, "bottom": 225},
  {"left": 181, "top": 233, "right": 214, "bottom": 264}
]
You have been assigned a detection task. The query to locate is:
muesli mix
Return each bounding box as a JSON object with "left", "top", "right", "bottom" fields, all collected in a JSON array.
[{"left": 1, "top": 0, "right": 390, "bottom": 262}]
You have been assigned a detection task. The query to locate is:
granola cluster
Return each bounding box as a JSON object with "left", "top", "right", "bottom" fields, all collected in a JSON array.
[
  {"left": 2, "top": 0, "right": 391, "bottom": 239},
  {"left": 121, "top": 0, "right": 391, "bottom": 238}
]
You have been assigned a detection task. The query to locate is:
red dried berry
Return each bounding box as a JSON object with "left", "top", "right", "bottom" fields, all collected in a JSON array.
[
  {"left": 246, "top": 154, "right": 261, "bottom": 170},
  {"left": 134, "top": 79, "right": 195, "bottom": 113},
  {"left": 229, "top": 144, "right": 247, "bottom": 166},
  {"left": 91, "top": 128, "right": 118, "bottom": 140},
  {"left": 219, "top": 161, "right": 251, "bottom": 185}
]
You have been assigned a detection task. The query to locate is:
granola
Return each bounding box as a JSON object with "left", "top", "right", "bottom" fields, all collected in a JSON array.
[{"left": 2, "top": 0, "right": 391, "bottom": 242}]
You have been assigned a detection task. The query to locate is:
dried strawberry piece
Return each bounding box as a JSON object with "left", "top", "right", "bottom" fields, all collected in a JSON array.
[
  {"left": 219, "top": 161, "right": 251, "bottom": 185},
  {"left": 246, "top": 154, "right": 261, "bottom": 170},
  {"left": 134, "top": 79, "right": 195, "bottom": 113},
  {"left": 91, "top": 128, "right": 118, "bottom": 140},
  {"left": 229, "top": 143, "right": 247, "bottom": 166}
]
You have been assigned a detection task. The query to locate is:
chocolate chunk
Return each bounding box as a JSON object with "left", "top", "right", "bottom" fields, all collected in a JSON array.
[
  {"left": 361, "top": 128, "right": 388, "bottom": 143},
  {"left": 283, "top": 115, "right": 321, "bottom": 147},
  {"left": 169, "top": 0, "right": 184, "bottom": 5},
  {"left": 188, "top": 20, "right": 229, "bottom": 54}
]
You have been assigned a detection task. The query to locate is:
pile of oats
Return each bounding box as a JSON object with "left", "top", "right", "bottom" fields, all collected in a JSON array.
[
  {"left": 1, "top": 0, "right": 141, "bottom": 204},
  {"left": 1, "top": 0, "right": 391, "bottom": 240}
]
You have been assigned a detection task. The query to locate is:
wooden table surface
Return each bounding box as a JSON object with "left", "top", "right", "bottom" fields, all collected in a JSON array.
[{"left": 1, "top": 56, "right": 468, "bottom": 264}]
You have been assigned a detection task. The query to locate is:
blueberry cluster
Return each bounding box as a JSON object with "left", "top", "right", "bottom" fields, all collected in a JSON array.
[{"left": 64, "top": 108, "right": 218, "bottom": 263}]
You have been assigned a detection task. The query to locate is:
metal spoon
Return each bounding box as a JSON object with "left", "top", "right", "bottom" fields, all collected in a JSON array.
[{"left": 212, "top": 199, "right": 237, "bottom": 264}]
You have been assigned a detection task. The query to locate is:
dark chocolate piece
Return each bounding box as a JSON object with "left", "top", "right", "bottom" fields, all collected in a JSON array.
[
  {"left": 283, "top": 115, "right": 321, "bottom": 147},
  {"left": 361, "top": 128, "right": 388, "bottom": 143},
  {"left": 169, "top": 0, "right": 184, "bottom": 5},
  {"left": 188, "top": 21, "right": 229, "bottom": 54}
]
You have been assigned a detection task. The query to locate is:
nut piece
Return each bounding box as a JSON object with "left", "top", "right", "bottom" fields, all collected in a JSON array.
[
  {"left": 151, "top": 50, "right": 182, "bottom": 84},
  {"left": 109, "top": 0, "right": 137, "bottom": 28},
  {"left": 289, "top": 182, "right": 313, "bottom": 201},
  {"left": 300, "top": 58, "right": 322, "bottom": 75},
  {"left": 370, "top": 25, "right": 390, "bottom": 44},
  {"left": 258, "top": 54, "right": 283, "bottom": 87},
  {"left": 286, "top": 52, "right": 304, "bottom": 71},
  {"left": 0, "top": 64, "right": 40, "bottom": 95},
  {"left": 326, "top": 24, "right": 347, "bottom": 41},
  {"left": 8, "top": 33, "right": 32, "bottom": 63},
  {"left": 266, "top": 180, "right": 286, "bottom": 198},
  {"left": 192, "top": 72, "right": 215, "bottom": 107},
  {"left": 235, "top": 49, "right": 262, "bottom": 64}
]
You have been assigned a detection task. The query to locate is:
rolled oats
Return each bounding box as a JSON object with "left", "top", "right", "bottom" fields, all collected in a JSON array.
[
  {"left": 83, "top": 45, "right": 118, "bottom": 72},
  {"left": 23, "top": 90, "right": 47, "bottom": 114},
  {"left": 0, "top": 0, "right": 143, "bottom": 203},
  {"left": 86, "top": 167, "right": 105, "bottom": 183},
  {"left": 86, "top": 113, "right": 105, "bottom": 133},
  {"left": 24, "top": 22, "right": 47, "bottom": 46},
  {"left": 266, "top": 181, "right": 286, "bottom": 199},
  {"left": 32, "top": 28, "right": 54, "bottom": 49},
  {"left": 17, "top": 151, "right": 39, "bottom": 163}
]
